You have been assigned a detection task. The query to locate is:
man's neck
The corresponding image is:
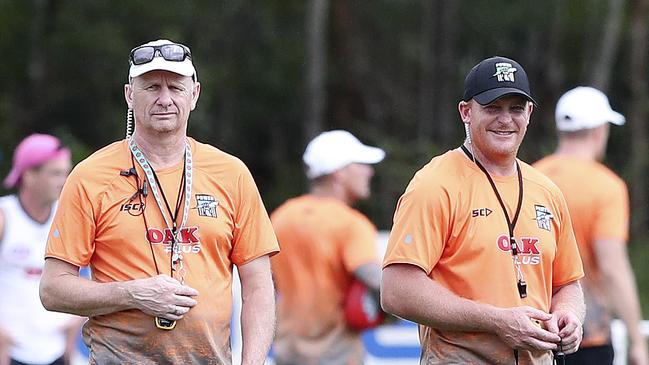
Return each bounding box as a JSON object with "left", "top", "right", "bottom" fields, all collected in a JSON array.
[
  {"left": 555, "top": 140, "right": 598, "bottom": 161},
  {"left": 462, "top": 144, "right": 517, "bottom": 177},
  {"left": 309, "top": 182, "right": 354, "bottom": 206},
  {"left": 133, "top": 132, "right": 187, "bottom": 169},
  {"left": 18, "top": 190, "right": 52, "bottom": 224}
]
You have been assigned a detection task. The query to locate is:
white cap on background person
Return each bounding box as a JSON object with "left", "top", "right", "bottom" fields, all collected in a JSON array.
[
  {"left": 555, "top": 86, "right": 625, "bottom": 132},
  {"left": 303, "top": 130, "right": 385, "bottom": 179}
]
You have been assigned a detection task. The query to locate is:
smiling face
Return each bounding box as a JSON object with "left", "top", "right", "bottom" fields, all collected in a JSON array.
[
  {"left": 459, "top": 95, "right": 534, "bottom": 165},
  {"left": 124, "top": 70, "right": 200, "bottom": 137}
]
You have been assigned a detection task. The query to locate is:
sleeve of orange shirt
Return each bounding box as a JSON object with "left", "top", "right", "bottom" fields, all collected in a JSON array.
[
  {"left": 231, "top": 162, "right": 279, "bottom": 266},
  {"left": 593, "top": 175, "right": 629, "bottom": 242},
  {"left": 45, "top": 164, "right": 97, "bottom": 267},
  {"left": 383, "top": 171, "right": 450, "bottom": 274},
  {"left": 550, "top": 189, "right": 584, "bottom": 287},
  {"left": 340, "top": 212, "right": 380, "bottom": 273}
]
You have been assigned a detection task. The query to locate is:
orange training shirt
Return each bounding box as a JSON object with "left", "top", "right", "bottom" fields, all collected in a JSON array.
[
  {"left": 383, "top": 149, "right": 584, "bottom": 365},
  {"left": 45, "top": 138, "right": 279, "bottom": 365},
  {"left": 534, "top": 154, "right": 628, "bottom": 347},
  {"left": 271, "top": 195, "right": 380, "bottom": 365}
]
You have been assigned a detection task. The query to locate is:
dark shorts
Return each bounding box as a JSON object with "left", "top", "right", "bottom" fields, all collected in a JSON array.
[
  {"left": 11, "top": 357, "right": 65, "bottom": 365},
  {"left": 564, "top": 344, "right": 614, "bottom": 365}
]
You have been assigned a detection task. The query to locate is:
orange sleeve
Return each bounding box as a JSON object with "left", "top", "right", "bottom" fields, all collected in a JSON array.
[
  {"left": 45, "top": 165, "right": 97, "bottom": 267},
  {"left": 231, "top": 163, "right": 279, "bottom": 265},
  {"left": 340, "top": 214, "right": 379, "bottom": 273},
  {"left": 383, "top": 171, "right": 449, "bottom": 274},
  {"left": 551, "top": 191, "right": 585, "bottom": 287},
  {"left": 592, "top": 177, "right": 629, "bottom": 242}
]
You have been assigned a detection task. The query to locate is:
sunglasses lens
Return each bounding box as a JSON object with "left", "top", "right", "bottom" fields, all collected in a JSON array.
[
  {"left": 160, "top": 45, "right": 187, "bottom": 62},
  {"left": 130, "top": 43, "right": 191, "bottom": 67},
  {"left": 131, "top": 47, "right": 155, "bottom": 65}
]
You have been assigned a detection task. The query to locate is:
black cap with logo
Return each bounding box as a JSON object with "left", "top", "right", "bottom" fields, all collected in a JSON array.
[{"left": 462, "top": 56, "right": 537, "bottom": 106}]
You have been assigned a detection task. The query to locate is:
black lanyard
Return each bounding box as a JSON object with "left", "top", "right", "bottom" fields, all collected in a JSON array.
[
  {"left": 129, "top": 138, "right": 194, "bottom": 285},
  {"left": 128, "top": 139, "right": 193, "bottom": 331},
  {"left": 150, "top": 163, "right": 186, "bottom": 235},
  {"left": 460, "top": 145, "right": 527, "bottom": 299}
]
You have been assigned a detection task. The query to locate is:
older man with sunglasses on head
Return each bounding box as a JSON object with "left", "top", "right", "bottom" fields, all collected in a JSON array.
[{"left": 39, "top": 39, "right": 279, "bottom": 364}]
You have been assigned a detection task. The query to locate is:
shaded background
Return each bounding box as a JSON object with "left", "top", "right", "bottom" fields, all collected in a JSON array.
[{"left": 1, "top": 0, "right": 648, "bottom": 311}]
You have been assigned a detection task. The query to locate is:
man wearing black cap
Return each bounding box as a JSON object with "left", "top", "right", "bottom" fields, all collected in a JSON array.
[{"left": 381, "top": 56, "right": 586, "bottom": 364}]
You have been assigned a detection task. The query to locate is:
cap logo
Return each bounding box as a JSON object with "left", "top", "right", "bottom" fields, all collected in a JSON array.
[{"left": 493, "top": 62, "right": 517, "bottom": 82}]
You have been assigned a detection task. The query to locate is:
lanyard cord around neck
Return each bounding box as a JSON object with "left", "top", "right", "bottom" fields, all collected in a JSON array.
[
  {"left": 129, "top": 153, "right": 161, "bottom": 276},
  {"left": 150, "top": 163, "right": 186, "bottom": 232},
  {"left": 460, "top": 144, "right": 527, "bottom": 299},
  {"left": 129, "top": 137, "right": 193, "bottom": 284}
]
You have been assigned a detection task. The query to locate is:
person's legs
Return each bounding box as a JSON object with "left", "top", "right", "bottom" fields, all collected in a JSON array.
[{"left": 564, "top": 344, "right": 614, "bottom": 365}]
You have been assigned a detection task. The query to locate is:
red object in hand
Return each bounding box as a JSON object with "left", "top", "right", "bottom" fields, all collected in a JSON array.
[{"left": 344, "top": 280, "right": 385, "bottom": 331}]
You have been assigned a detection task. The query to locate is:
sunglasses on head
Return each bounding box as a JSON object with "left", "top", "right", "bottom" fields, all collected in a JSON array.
[{"left": 129, "top": 43, "right": 192, "bottom": 65}]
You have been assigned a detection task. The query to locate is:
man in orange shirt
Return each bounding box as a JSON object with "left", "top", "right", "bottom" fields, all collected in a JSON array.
[
  {"left": 39, "top": 39, "right": 279, "bottom": 364},
  {"left": 271, "top": 130, "right": 385, "bottom": 364},
  {"left": 382, "top": 56, "right": 586, "bottom": 364},
  {"left": 534, "top": 86, "right": 648, "bottom": 365}
]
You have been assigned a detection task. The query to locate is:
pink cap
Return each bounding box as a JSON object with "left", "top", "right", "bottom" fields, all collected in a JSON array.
[{"left": 3, "top": 134, "right": 71, "bottom": 189}]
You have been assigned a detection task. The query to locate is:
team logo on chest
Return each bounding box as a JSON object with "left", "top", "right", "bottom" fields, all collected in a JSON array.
[
  {"left": 534, "top": 204, "right": 553, "bottom": 231},
  {"left": 194, "top": 194, "right": 219, "bottom": 218}
]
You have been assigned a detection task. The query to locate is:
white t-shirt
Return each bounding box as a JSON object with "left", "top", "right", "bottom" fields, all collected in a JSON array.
[{"left": 0, "top": 195, "right": 76, "bottom": 364}]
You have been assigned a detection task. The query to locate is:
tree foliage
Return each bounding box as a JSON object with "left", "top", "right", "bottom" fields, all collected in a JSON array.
[{"left": 0, "top": 0, "right": 648, "bottom": 244}]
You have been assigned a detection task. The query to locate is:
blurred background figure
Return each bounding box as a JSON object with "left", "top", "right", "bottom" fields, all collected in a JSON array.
[
  {"left": 534, "top": 86, "right": 648, "bottom": 365},
  {"left": 271, "top": 130, "right": 385, "bottom": 364},
  {"left": 0, "top": 134, "right": 82, "bottom": 365}
]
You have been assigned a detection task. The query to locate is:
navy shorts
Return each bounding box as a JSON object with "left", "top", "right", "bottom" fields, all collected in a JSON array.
[{"left": 564, "top": 344, "right": 615, "bottom": 365}]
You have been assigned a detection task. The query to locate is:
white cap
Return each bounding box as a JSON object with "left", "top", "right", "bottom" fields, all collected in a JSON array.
[
  {"left": 303, "top": 130, "right": 385, "bottom": 179},
  {"left": 129, "top": 39, "right": 197, "bottom": 80},
  {"left": 555, "top": 86, "right": 625, "bottom": 132}
]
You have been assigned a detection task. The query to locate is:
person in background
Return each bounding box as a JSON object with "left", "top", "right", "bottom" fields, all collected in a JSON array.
[
  {"left": 381, "top": 56, "right": 586, "bottom": 364},
  {"left": 534, "top": 86, "right": 648, "bottom": 365},
  {"left": 0, "top": 133, "right": 82, "bottom": 365},
  {"left": 271, "top": 130, "right": 385, "bottom": 364},
  {"left": 39, "top": 39, "right": 279, "bottom": 364}
]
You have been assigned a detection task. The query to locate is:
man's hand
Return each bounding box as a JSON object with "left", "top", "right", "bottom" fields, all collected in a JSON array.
[
  {"left": 126, "top": 275, "right": 198, "bottom": 320},
  {"left": 494, "top": 306, "right": 561, "bottom": 352},
  {"left": 544, "top": 309, "right": 582, "bottom": 354}
]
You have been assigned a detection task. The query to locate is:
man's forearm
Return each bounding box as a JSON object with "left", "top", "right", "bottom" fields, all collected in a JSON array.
[
  {"left": 354, "top": 263, "right": 381, "bottom": 299},
  {"left": 382, "top": 264, "right": 503, "bottom": 333},
  {"left": 596, "top": 240, "right": 646, "bottom": 345},
  {"left": 604, "top": 256, "right": 645, "bottom": 344},
  {"left": 550, "top": 281, "right": 585, "bottom": 323},
  {"left": 239, "top": 256, "right": 276, "bottom": 365},
  {"left": 240, "top": 287, "right": 275, "bottom": 364},
  {"left": 40, "top": 262, "right": 133, "bottom": 317}
]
